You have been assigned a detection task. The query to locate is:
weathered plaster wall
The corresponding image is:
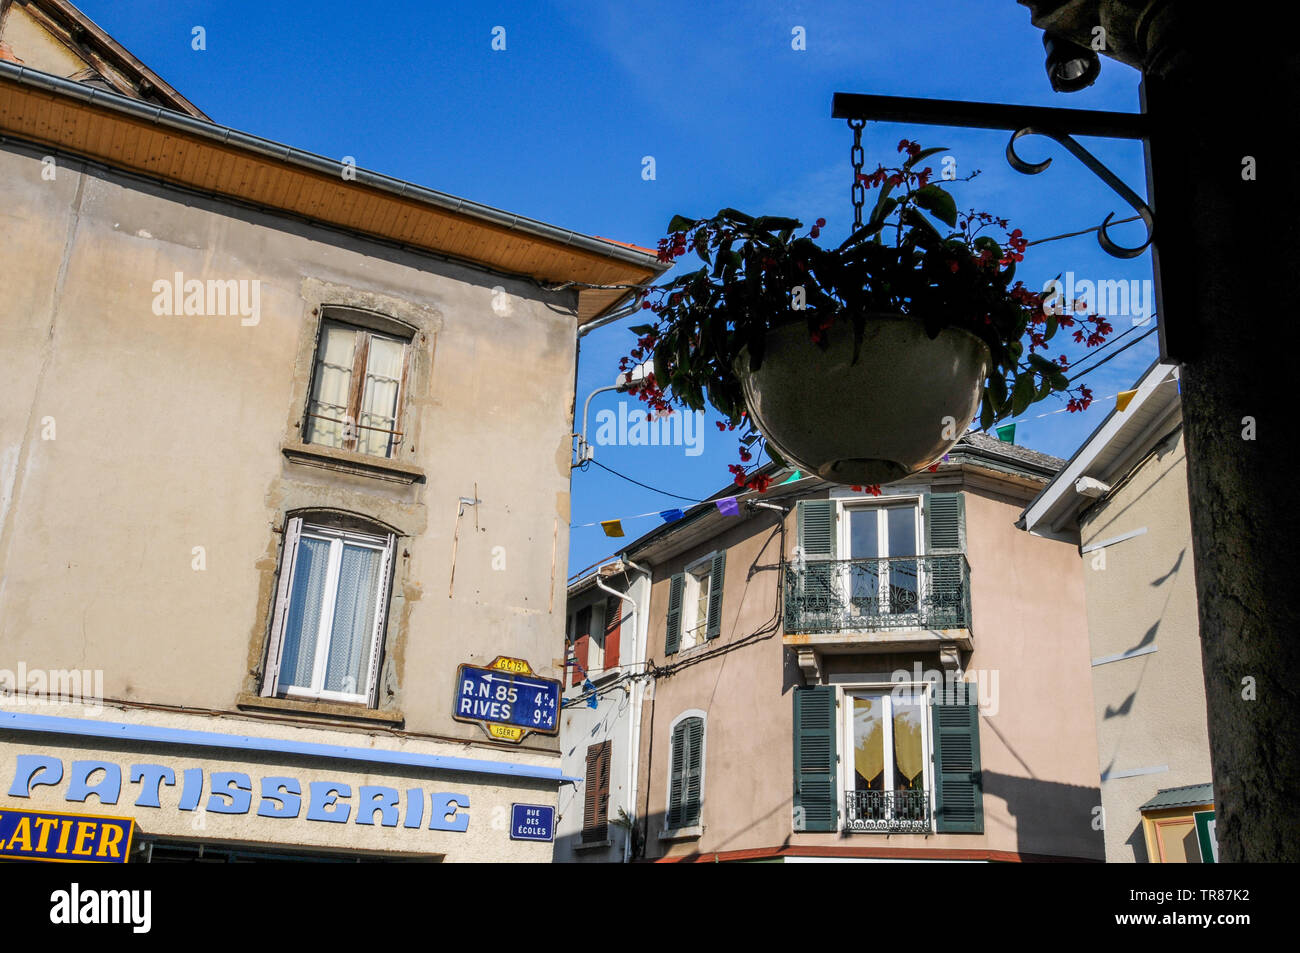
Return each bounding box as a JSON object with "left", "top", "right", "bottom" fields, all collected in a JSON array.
[
  {"left": 0, "top": 143, "right": 575, "bottom": 755},
  {"left": 634, "top": 480, "right": 1103, "bottom": 861},
  {"left": 1078, "top": 428, "right": 1209, "bottom": 862}
]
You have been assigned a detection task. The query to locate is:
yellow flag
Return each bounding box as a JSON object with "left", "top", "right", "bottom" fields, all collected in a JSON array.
[
  {"left": 1116, "top": 389, "right": 1138, "bottom": 413},
  {"left": 600, "top": 520, "right": 625, "bottom": 538}
]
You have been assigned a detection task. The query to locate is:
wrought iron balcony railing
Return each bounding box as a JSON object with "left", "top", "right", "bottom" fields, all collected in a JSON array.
[
  {"left": 844, "top": 789, "right": 931, "bottom": 833},
  {"left": 783, "top": 554, "right": 971, "bottom": 634}
]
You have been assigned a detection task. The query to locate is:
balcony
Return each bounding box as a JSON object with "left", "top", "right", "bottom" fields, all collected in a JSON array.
[
  {"left": 782, "top": 555, "right": 972, "bottom": 660},
  {"left": 844, "top": 790, "right": 931, "bottom": 833}
]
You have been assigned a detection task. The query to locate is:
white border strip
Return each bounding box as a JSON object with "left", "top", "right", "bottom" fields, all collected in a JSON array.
[
  {"left": 1091, "top": 644, "right": 1158, "bottom": 667},
  {"left": 1081, "top": 526, "right": 1147, "bottom": 554}
]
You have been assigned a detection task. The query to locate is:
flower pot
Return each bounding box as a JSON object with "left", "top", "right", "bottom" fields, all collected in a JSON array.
[{"left": 736, "top": 313, "right": 989, "bottom": 485}]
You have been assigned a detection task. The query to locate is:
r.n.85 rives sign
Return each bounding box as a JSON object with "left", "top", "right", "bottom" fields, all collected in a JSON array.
[{"left": 453, "top": 657, "right": 561, "bottom": 744}]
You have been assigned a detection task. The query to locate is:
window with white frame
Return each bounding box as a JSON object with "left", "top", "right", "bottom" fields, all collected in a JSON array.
[
  {"left": 841, "top": 499, "right": 921, "bottom": 618},
  {"left": 842, "top": 686, "right": 931, "bottom": 833},
  {"left": 303, "top": 313, "right": 412, "bottom": 459},
  {"left": 262, "top": 515, "right": 396, "bottom": 706},
  {"left": 666, "top": 551, "right": 725, "bottom": 655},
  {"left": 682, "top": 558, "right": 712, "bottom": 649}
]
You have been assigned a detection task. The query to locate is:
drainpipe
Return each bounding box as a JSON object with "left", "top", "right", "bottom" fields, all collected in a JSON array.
[{"left": 596, "top": 557, "right": 649, "bottom": 862}]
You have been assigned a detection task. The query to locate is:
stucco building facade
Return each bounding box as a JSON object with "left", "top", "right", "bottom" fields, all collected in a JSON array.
[
  {"left": 0, "top": 3, "right": 661, "bottom": 862},
  {"left": 563, "top": 434, "right": 1106, "bottom": 862},
  {"left": 1021, "top": 362, "right": 1213, "bottom": 862}
]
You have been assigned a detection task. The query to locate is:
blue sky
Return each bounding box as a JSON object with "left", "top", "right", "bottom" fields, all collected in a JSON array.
[{"left": 77, "top": 0, "right": 1160, "bottom": 575}]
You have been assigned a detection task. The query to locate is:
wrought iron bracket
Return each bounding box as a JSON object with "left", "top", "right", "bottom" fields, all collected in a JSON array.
[{"left": 832, "top": 92, "right": 1154, "bottom": 260}]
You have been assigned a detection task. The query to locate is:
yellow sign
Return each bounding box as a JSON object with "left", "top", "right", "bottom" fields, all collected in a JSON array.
[
  {"left": 487, "top": 656, "right": 534, "bottom": 675},
  {"left": 486, "top": 724, "right": 527, "bottom": 742}
]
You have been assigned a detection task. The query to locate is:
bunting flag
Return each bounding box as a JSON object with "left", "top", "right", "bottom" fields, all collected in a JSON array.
[
  {"left": 1115, "top": 389, "right": 1138, "bottom": 413},
  {"left": 779, "top": 470, "right": 803, "bottom": 485},
  {"left": 584, "top": 681, "right": 598, "bottom": 708},
  {"left": 659, "top": 509, "right": 685, "bottom": 524},
  {"left": 995, "top": 423, "right": 1016, "bottom": 444},
  {"left": 715, "top": 497, "right": 740, "bottom": 516},
  {"left": 600, "top": 519, "right": 624, "bottom": 538}
]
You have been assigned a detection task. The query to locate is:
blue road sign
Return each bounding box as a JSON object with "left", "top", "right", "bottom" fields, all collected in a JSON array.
[
  {"left": 454, "top": 662, "right": 561, "bottom": 736},
  {"left": 510, "top": 804, "right": 555, "bottom": 842}
]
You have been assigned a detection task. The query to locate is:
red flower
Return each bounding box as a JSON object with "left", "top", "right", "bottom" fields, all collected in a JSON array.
[{"left": 815, "top": 218, "right": 826, "bottom": 228}]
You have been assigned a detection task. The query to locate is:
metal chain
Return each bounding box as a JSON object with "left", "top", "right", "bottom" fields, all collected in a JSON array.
[{"left": 849, "top": 119, "right": 866, "bottom": 230}]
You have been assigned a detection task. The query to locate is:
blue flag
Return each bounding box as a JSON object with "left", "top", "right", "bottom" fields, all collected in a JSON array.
[{"left": 659, "top": 509, "right": 685, "bottom": 523}]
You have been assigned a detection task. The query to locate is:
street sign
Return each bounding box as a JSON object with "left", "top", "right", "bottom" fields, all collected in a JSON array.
[
  {"left": 453, "top": 656, "right": 561, "bottom": 743},
  {"left": 509, "top": 804, "right": 555, "bottom": 842}
]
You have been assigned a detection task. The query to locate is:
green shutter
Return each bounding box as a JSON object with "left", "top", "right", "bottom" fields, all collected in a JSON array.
[
  {"left": 924, "top": 492, "right": 965, "bottom": 552},
  {"left": 797, "top": 499, "right": 838, "bottom": 558},
  {"left": 705, "top": 552, "right": 726, "bottom": 640},
  {"left": 668, "top": 717, "right": 703, "bottom": 829},
  {"left": 932, "top": 681, "right": 984, "bottom": 833},
  {"left": 796, "top": 500, "right": 838, "bottom": 625},
  {"left": 683, "top": 718, "right": 704, "bottom": 826},
  {"left": 792, "top": 685, "right": 838, "bottom": 832},
  {"left": 925, "top": 493, "right": 967, "bottom": 622},
  {"left": 664, "top": 572, "right": 684, "bottom": 655}
]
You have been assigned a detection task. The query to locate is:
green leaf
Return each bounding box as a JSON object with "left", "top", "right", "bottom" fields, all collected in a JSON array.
[
  {"left": 903, "top": 146, "right": 946, "bottom": 170},
  {"left": 628, "top": 324, "right": 655, "bottom": 335},
  {"left": 913, "top": 185, "right": 957, "bottom": 228},
  {"left": 980, "top": 395, "right": 995, "bottom": 432},
  {"left": 667, "top": 215, "right": 697, "bottom": 233},
  {"left": 719, "top": 208, "right": 755, "bottom": 225},
  {"left": 989, "top": 374, "right": 1008, "bottom": 414},
  {"left": 765, "top": 443, "right": 787, "bottom": 469},
  {"left": 1011, "top": 373, "right": 1035, "bottom": 417}
]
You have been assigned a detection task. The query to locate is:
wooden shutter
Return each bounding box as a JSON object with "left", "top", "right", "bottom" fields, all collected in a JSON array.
[
  {"left": 365, "top": 533, "right": 397, "bottom": 707},
  {"left": 925, "top": 492, "right": 965, "bottom": 551},
  {"left": 924, "top": 493, "right": 967, "bottom": 620},
  {"left": 792, "top": 685, "right": 838, "bottom": 832},
  {"left": 797, "top": 499, "right": 837, "bottom": 558},
  {"left": 262, "top": 516, "right": 303, "bottom": 697},
  {"left": 583, "top": 742, "right": 610, "bottom": 843},
  {"left": 572, "top": 635, "right": 589, "bottom": 688},
  {"left": 705, "top": 552, "right": 726, "bottom": 640},
  {"left": 796, "top": 500, "right": 838, "bottom": 621},
  {"left": 668, "top": 718, "right": 703, "bottom": 829},
  {"left": 932, "top": 681, "right": 984, "bottom": 833},
  {"left": 683, "top": 718, "right": 704, "bottom": 826},
  {"left": 572, "top": 606, "right": 592, "bottom": 687},
  {"left": 603, "top": 595, "right": 622, "bottom": 669},
  {"left": 664, "top": 573, "right": 685, "bottom": 655},
  {"left": 667, "top": 721, "right": 687, "bottom": 827}
]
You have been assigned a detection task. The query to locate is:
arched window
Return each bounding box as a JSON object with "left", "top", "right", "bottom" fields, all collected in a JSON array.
[{"left": 261, "top": 512, "right": 397, "bottom": 706}]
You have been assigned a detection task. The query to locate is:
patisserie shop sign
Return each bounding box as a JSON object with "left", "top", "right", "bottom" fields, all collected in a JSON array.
[{"left": 7, "top": 755, "right": 470, "bottom": 831}]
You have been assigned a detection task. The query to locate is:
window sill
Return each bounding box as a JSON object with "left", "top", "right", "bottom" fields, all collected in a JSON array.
[
  {"left": 574, "top": 837, "right": 612, "bottom": 851},
  {"left": 236, "top": 692, "right": 405, "bottom": 727},
  {"left": 281, "top": 442, "right": 425, "bottom": 485},
  {"left": 658, "top": 824, "right": 704, "bottom": 842}
]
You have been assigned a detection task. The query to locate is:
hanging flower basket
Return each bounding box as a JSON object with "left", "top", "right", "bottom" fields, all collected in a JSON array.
[
  {"left": 620, "top": 140, "right": 1113, "bottom": 491},
  {"left": 736, "top": 313, "right": 988, "bottom": 485}
]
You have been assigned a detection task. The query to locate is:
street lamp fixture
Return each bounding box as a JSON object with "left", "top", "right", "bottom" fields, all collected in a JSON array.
[{"left": 1043, "top": 31, "right": 1101, "bottom": 92}]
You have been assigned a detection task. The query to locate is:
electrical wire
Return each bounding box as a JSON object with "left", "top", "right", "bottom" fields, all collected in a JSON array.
[
  {"left": 1067, "top": 325, "right": 1158, "bottom": 383},
  {"left": 582, "top": 458, "right": 704, "bottom": 504}
]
